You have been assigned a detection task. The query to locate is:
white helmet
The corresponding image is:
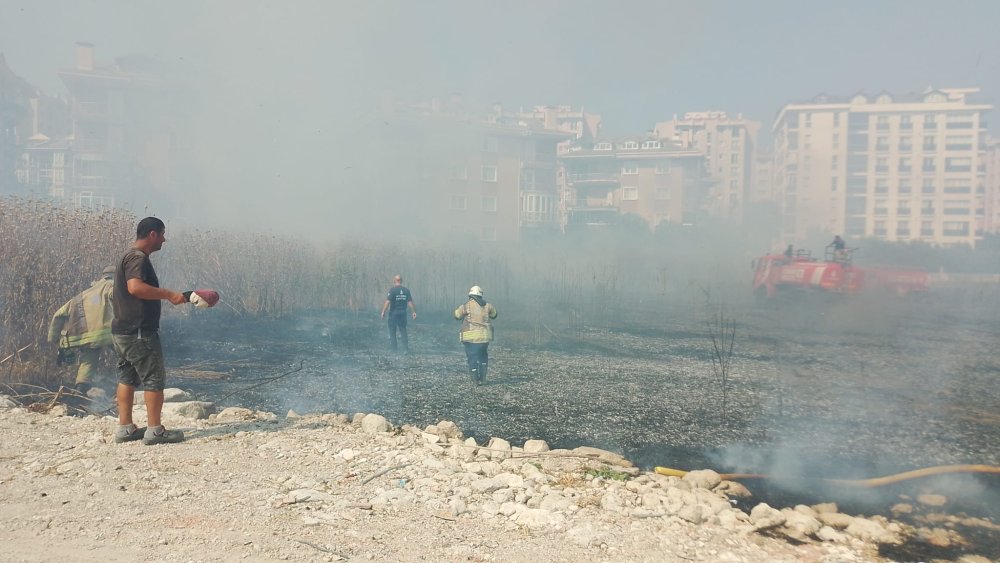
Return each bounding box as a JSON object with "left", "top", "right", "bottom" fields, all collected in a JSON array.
[{"left": 468, "top": 285, "right": 484, "bottom": 297}]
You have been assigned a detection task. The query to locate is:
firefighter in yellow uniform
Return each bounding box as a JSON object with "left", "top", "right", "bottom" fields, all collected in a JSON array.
[
  {"left": 48, "top": 265, "right": 115, "bottom": 394},
  {"left": 453, "top": 285, "right": 497, "bottom": 386}
]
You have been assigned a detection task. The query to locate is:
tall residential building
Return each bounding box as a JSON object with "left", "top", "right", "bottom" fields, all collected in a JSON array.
[
  {"left": 750, "top": 150, "right": 775, "bottom": 203},
  {"left": 515, "top": 105, "right": 601, "bottom": 143},
  {"left": 55, "top": 42, "right": 195, "bottom": 211},
  {"left": 654, "top": 112, "right": 759, "bottom": 220},
  {"left": 380, "top": 98, "right": 572, "bottom": 242},
  {"left": 985, "top": 138, "right": 1000, "bottom": 234},
  {"left": 560, "top": 136, "right": 706, "bottom": 231},
  {"left": 773, "top": 88, "right": 993, "bottom": 247}
]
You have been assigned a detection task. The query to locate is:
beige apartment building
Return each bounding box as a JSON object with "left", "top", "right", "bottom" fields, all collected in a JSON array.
[
  {"left": 773, "top": 88, "right": 992, "bottom": 247},
  {"left": 560, "top": 137, "right": 707, "bottom": 231},
  {"left": 381, "top": 98, "right": 572, "bottom": 242},
  {"left": 654, "top": 112, "right": 759, "bottom": 221},
  {"left": 985, "top": 138, "right": 1000, "bottom": 234}
]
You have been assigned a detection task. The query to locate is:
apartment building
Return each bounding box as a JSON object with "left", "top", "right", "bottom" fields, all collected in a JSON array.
[
  {"left": 749, "top": 150, "right": 775, "bottom": 203},
  {"left": 54, "top": 42, "right": 193, "bottom": 211},
  {"left": 654, "top": 112, "right": 759, "bottom": 220},
  {"left": 985, "top": 138, "right": 1000, "bottom": 234},
  {"left": 381, "top": 99, "right": 572, "bottom": 242},
  {"left": 773, "top": 88, "right": 992, "bottom": 247},
  {"left": 560, "top": 137, "right": 706, "bottom": 231}
]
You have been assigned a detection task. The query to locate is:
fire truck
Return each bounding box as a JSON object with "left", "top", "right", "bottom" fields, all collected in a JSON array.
[{"left": 752, "top": 247, "right": 929, "bottom": 301}]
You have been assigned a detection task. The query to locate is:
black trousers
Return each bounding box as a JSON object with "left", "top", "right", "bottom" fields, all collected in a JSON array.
[
  {"left": 387, "top": 314, "right": 408, "bottom": 350},
  {"left": 462, "top": 342, "right": 488, "bottom": 372}
]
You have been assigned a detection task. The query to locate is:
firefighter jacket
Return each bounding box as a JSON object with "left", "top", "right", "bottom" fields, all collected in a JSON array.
[
  {"left": 48, "top": 278, "right": 114, "bottom": 349},
  {"left": 454, "top": 298, "right": 497, "bottom": 343}
]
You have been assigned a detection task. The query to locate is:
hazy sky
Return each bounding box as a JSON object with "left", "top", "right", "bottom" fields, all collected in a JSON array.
[
  {"left": 2, "top": 0, "right": 998, "bottom": 133},
  {"left": 1, "top": 0, "right": 998, "bottom": 233}
]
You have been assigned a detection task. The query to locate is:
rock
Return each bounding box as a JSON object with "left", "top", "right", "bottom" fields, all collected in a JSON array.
[
  {"left": 162, "top": 388, "right": 192, "bottom": 402},
  {"left": 917, "top": 527, "right": 952, "bottom": 547},
  {"left": 49, "top": 404, "right": 68, "bottom": 417},
  {"left": 845, "top": 517, "right": 900, "bottom": 544},
  {"left": 571, "top": 446, "right": 633, "bottom": 467},
  {"left": 816, "top": 526, "right": 848, "bottom": 543},
  {"left": 890, "top": 503, "right": 913, "bottom": 515},
  {"left": 0, "top": 395, "right": 17, "bottom": 408},
  {"left": 216, "top": 407, "right": 255, "bottom": 421},
  {"left": 811, "top": 502, "right": 838, "bottom": 514},
  {"left": 370, "top": 489, "right": 414, "bottom": 506},
  {"left": 917, "top": 493, "right": 947, "bottom": 507},
  {"left": 677, "top": 504, "right": 704, "bottom": 524},
  {"left": 161, "top": 401, "right": 212, "bottom": 420},
  {"left": 780, "top": 509, "right": 821, "bottom": 541},
  {"left": 539, "top": 493, "right": 571, "bottom": 512},
  {"left": 421, "top": 431, "right": 441, "bottom": 444},
  {"left": 511, "top": 508, "right": 564, "bottom": 529},
  {"left": 286, "top": 410, "right": 300, "bottom": 418},
  {"left": 749, "top": 503, "right": 785, "bottom": 530},
  {"left": 436, "top": 420, "right": 462, "bottom": 439},
  {"left": 360, "top": 414, "right": 391, "bottom": 433},
  {"left": 817, "top": 511, "right": 854, "bottom": 529},
  {"left": 337, "top": 448, "right": 356, "bottom": 461},
  {"left": 714, "top": 480, "right": 752, "bottom": 498},
  {"left": 486, "top": 437, "right": 511, "bottom": 460},
  {"left": 523, "top": 439, "right": 550, "bottom": 453},
  {"left": 682, "top": 469, "right": 721, "bottom": 490},
  {"left": 449, "top": 498, "right": 468, "bottom": 516}
]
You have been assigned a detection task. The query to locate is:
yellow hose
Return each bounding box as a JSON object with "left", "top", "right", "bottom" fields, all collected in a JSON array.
[{"left": 655, "top": 464, "right": 1000, "bottom": 488}]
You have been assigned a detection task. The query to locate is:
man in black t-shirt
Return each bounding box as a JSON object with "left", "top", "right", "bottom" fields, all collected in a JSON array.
[
  {"left": 111, "top": 217, "right": 188, "bottom": 446},
  {"left": 379, "top": 274, "right": 416, "bottom": 352}
]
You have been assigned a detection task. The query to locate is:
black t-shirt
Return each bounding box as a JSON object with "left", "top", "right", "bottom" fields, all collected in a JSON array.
[
  {"left": 112, "top": 248, "right": 161, "bottom": 334},
  {"left": 386, "top": 286, "right": 412, "bottom": 316}
]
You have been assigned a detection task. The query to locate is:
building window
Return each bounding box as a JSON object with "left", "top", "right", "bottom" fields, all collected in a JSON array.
[
  {"left": 898, "top": 157, "right": 912, "bottom": 173},
  {"left": 922, "top": 157, "right": 935, "bottom": 172},
  {"left": 920, "top": 221, "right": 934, "bottom": 236},
  {"left": 830, "top": 177, "right": 839, "bottom": 192},
  {"left": 831, "top": 155, "right": 839, "bottom": 170},
  {"left": 900, "top": 115, "right": 913, "bottom": 130},
  {"left": 923, "top": 135, "right": 937, "bottom": 150},
  {"left": 621, "top": 186, "right": 639, "bottom": 201},
  {"left": 924, "top": 114, "right": 937, "bottom": 129},
  {"left": 874, "top": 201, "right": 888, "bottom": 216},
  {"left": 898, "top": 179, "right": 912, "bottom": 194},
  {"left": 621, "top": 163, "right": 639, "bottom": 175},
  {"left": 945, "top": 114, "right": 974, "bottom": 129},
  {"left": 832, "top": 133, "right": 840, "bottom": 149},
  {"left": 945, "top": 136, "right": 974, "bottom": 151},
  {"left": 621, "top": 141, "right": 639, "bottom": 150},
  {"left": 943, "top": 221, "right": 969, "bottom": 236},
  {"left": 875, "top": 178, "right": 889, "bottom": 194},
  {"left": 943, "top": 200, "right": 970, "bottom": 215},
  {"left": 920, "top": 201, "right": 935, "bottom": 215},
  {"left": 876, "top": 115, "right": 889, "bottom": 130},
  {"left": 922, "top": 178, "right": 936, "bottom": 194},
  {"left": 450, "top": 166, "right": 468, "bottom": 180},
  {"left": 483, "top": 136, "right": 499, "bottom": 153},
  {"left": 481, "top": 165, "right": 498, "bottom": 182},
  {"left": 450, "top": 195, "right": 467, "bottom": 210},
  {"left": 945, "top": 157, "right": 971, "bottom": 173},
  {"left": 944, "top": 178, "right": 971, "bottom": 193},
  {"left": 875, "top": 136, "right": 889, "bottom": 152},
  {"left": 833, "top": 113, "right": 841, "bottom": 127},
  {"left": 899, "top": 136, "right": 912, "bottom": 151},
  {"left": 481, "top": 196, "right": 497, "bottom": 212},
  {"left": 874, "top": 220, "right": 887, "bottom": 236},
  {"left": 593, "top": 142, "right": 612, "bottom": 151},
  {"left": 897, "top": 202, "right": 911, "bottom": 216},
  {"left": 642, "top": 140, "right": 661, "bottom": 150},
  {"left": 654, "top": 163, "right": 666, "bottom": 175},
  {"left": 876, "top": 157, "right": 889, "bottom": 173}
]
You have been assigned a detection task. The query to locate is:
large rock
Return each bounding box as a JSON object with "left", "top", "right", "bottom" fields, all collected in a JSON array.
[
  {"left": 749, "top": 503, "right": 785, "bottom": 530},
  {"left": 163, "top": 388, "right": 193, "bottom": 402},
  {"left": 215, "top": 407, "right": 255, "bottom": 422},
  {"left": 0, "top": 395, "right": 17, "bottom": 408},
  {"left": 511, "top": 508, "right": 564, "bottom": 529},
  {"left": 845, "top": 517, "right": 900, "bottom": 544},
  {"left": 682, "top": 469, "right": 722, "bottom": 490},
  {"left": 361, "top": 414, "right": 391, "bottom": 433},
  {"left": 435, "top": 420, "right": 462, "bottom": 439},
  {"left": 160, "top": 401, "right": 212, "bottom": 420},
  {"left": 523, "top": 439, "right": 550, "bottom": 453},
  {"left": 486, "top": 437, "right": 511, "bottom": 460}
]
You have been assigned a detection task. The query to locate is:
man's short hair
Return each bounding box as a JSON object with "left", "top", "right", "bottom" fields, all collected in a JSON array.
[{"left": 136, "top": 217, "right": 165, "bottom": 239}]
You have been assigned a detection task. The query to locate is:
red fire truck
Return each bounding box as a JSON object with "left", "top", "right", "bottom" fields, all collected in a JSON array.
[{"left": 752, "top": 247, "right": 929, "bottom": 301}]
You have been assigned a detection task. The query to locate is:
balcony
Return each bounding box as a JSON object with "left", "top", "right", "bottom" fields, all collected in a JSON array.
[
  {"left": 567, "top": 172, "right": 620, "bottom": 184},
  {"left": 898, "top": 165, "right": 912, "bottom": 173}
]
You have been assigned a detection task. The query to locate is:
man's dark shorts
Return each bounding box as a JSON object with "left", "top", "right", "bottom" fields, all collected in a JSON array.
[{"left": 112, "top": 331, "right": 167, "bottom": 391}]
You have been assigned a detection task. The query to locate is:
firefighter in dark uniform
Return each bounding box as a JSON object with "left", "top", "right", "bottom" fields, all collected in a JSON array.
[{"left": 380, "top": 274, "right": 416, "bottom": 352}]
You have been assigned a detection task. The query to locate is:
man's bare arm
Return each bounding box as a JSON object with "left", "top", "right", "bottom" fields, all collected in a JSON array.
[{"left": 126, "top": 278, "right": 187, "bottom": 305}]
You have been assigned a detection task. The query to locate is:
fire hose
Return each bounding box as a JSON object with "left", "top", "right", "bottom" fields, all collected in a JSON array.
[{"left": 655, "top": 464, "right": 1000, "bottom": 488}]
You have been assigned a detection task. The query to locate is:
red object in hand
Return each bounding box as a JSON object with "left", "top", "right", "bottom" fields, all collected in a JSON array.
[{"left": 185, "top": 289, "right": 220, "bottom": 308}]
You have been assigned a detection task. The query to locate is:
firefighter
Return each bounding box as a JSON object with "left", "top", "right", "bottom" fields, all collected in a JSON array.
[
  {"left": 831, "top": 235, "right": 847, "bottom": 262},
  {"left": 453, "top": 285, "right": 497, "bottom": 385},
  {"left": 48, "top": 265, "right": 116, "bottom": 395}
]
